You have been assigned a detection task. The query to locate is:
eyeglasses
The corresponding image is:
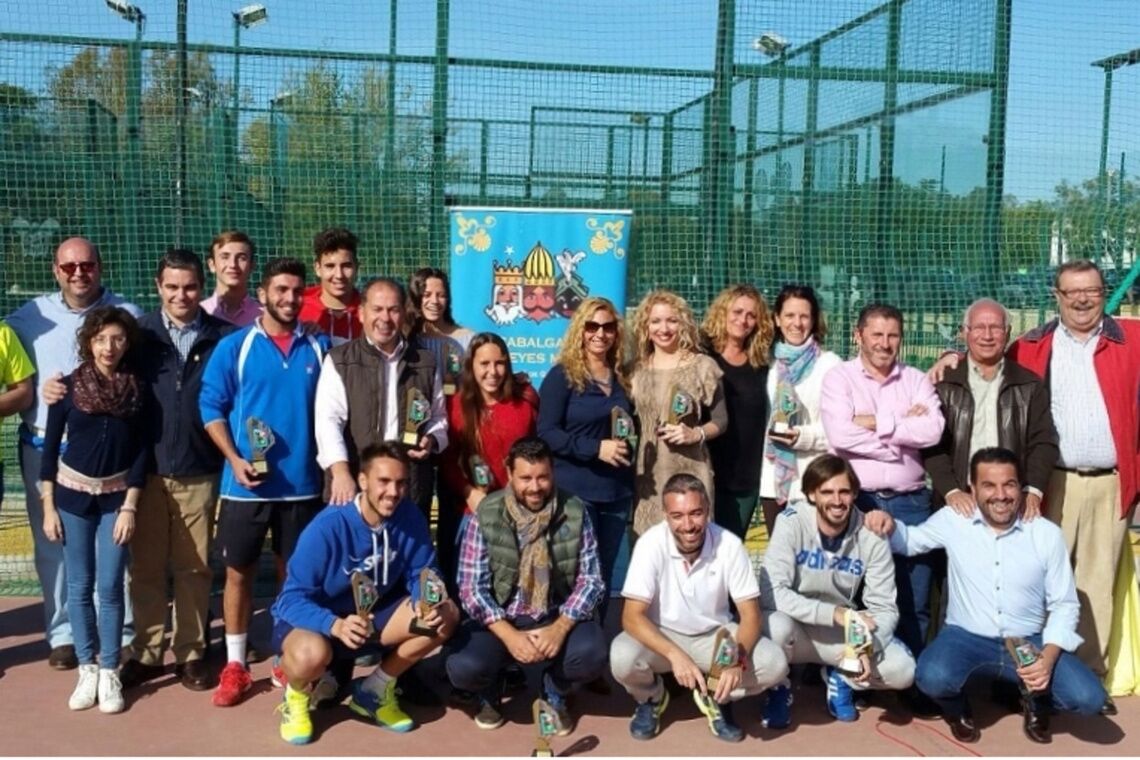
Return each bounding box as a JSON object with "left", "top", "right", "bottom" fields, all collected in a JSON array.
[
  {"left": 584, "top": 320, "right": 618, "bottom": 335},
  {"left": 964, "top": 324, "right": 1007, "bottom": 335},
  {"left": 58, "top": 261, "right": 98, "bottom": 276},
  {"left": 1055, "top": 287, "right": 1105, "bottom": 300}
]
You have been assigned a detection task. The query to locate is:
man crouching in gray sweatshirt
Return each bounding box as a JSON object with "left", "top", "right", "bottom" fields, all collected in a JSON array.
[{"left": 758, "top": 454, "right": 915, "bottom": 728}]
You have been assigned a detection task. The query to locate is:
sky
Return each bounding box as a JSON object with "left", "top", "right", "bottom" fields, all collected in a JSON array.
[{"left": 1, "top": 0, "right": 1138, "bottom": 202}]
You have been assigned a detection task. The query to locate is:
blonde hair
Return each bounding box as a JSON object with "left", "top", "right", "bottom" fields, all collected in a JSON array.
[
  {"left": 631, "top": 289, "right": 701, "bottom": 365},
  {"left": 701, "top": 284, "right": 773, "bottom": 368},
  {"left": 555, "top": 297, "right": 628, "bottom": 392}
]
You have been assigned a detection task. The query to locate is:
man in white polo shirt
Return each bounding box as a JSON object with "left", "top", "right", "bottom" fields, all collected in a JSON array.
[{"left": 610, "top": 473, "right": 788, "bottom": 743}]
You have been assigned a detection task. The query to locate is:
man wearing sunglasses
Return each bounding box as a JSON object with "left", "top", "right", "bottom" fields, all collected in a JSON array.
[{"left": 7, "top": 236, "right": 142, "bottom": 671}]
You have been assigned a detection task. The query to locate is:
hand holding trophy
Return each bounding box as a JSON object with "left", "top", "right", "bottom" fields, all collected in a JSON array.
[
  {"left": 245, "top": 416, "right": 276, "bottom": 477},
  {"left": 408, "top": 567, "right": 449, "bottom": 637},
  {"left": 693, "top": 627, "right": 739, "bottom": 715},
  {"left": 403, "top": 388, "right": 432, "bottom": 446},
  {"left": 1005, "top": 636, "right": 1043, "bottom": 696},
  {"left": 443, "top": 347, "right": 462, "bottom": 395},
  {"left": 838, "top": 608, "right": 873, "bottom": 682},
  {"left": 768, "top": 384, "right": 802, "bottom": 442}
]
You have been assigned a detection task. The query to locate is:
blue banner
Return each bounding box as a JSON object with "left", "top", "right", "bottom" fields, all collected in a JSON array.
[{"left": 449, "top": 207, "right": 631, "bottom": 382}]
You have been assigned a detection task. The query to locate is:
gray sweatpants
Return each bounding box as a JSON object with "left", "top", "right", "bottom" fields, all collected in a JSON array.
[
  {"left": 764, "top": 611, "right": 916, "bottom": 690},
  {"left": 610, "top": 622, "right": 789, "bottom": 703}
]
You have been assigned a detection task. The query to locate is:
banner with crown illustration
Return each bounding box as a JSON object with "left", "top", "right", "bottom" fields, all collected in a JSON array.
[{"left": 449, "top": 207, "right": 631, "bottom": 382}]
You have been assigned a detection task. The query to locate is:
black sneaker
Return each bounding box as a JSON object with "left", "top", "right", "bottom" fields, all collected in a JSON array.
[{"left": 474, "top": 696, "right": 505, "bottom": 730}]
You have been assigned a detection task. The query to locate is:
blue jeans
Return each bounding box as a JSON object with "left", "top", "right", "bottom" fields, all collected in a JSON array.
[
  {"left": 916, "top": 624, "right": 1106, "bottom": 718},
  {"left": 58, "top": 508, "right": 130, "bottom": 669},
  {"left": 20, "top": 439, "right": 71, "bottom": 648},
  {"left": 583, "top": 497, "right": 631, "bottom": 621},
  {"left": 857, "top": 488, "right": 936, "bottom": 656}
]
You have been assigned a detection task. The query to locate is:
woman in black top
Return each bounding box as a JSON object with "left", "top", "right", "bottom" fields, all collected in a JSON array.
[
  {"left": 41, "top": 306, "right": 149, "bottom": 714},
  {"left": 701, "top": 284, "right": 773, "bottom": 539}
]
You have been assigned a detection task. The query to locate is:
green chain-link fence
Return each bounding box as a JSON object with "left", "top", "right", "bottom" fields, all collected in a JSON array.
[{"left": 1, "top": 0, "right": 1138, "bottom": 592}]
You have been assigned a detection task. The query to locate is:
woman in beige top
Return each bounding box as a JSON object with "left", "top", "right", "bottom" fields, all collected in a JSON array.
[{"left": 628, "top": 290, "right": 727, "bottom": 536}]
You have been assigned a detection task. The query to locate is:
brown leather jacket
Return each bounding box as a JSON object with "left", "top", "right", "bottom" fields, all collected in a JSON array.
[{"left": 922, "top": 359, "right": 1058, "bottom": 500}]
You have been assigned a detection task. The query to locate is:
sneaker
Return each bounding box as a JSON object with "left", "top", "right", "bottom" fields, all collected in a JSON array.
[
  {"left": 474, "top": 695, "right": 505, "bottom": 730},
  {"left": 693, "top": 691, "right": 744, "bottom": 743},
  {"left": 69, "top": 664, "right": 99, "bottom": 711},
  {"left": 311, "top": 670, "right": 340, "bottom": 709},
  {"left": 213, "top": 661, "right": 253, "bottom": 707},
  {"left": 270, "top": 656, "right": 286, "bottom": 688},
  {"left": 98, "top": 668, "right": 125, "bottom": 714},
  {"left": 348, "top": 677, "right": 414, "bottom": 733},
  {"left": 762, "top": 681, "right": 792, "bottom": 730},
  {"left": 277, "top": 685, "right": 313, "bottom": 745},
  {"left": 629, "top": 688, "right": 670, "bottom": 740},
  {"left": 824, "top": 666, "right": 857, "bottom": 722},
  {"left": 542, "top": 671, "right": 574, "bottom": 736}
]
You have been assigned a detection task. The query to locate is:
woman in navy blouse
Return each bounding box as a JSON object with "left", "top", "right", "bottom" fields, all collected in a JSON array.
[
  {"left": 41, "top": 306, "right": 150, "bottom": 715},
  {"left": 538, "top": 296, "right": 634, "bottom": 613}
]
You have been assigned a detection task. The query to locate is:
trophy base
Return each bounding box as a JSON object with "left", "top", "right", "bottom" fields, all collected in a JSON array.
[
  {"left": 251, "top": 460, "right": 269, "bottom": 476},
  {"left": 770, "top": 422, "right": 790, "bottom": 435},
  {"left": 402, "top": 432, "right": 421, "bottom": 446},
  {"left": 837, "top": 657, "right": 863, "bottom": 676},
  {"left": 408, "top": 618, "right": 439, "bottom": 637},
  {"left": 531, "top": 748, "right": 554, "bottom": 758},
  {"left": 443, "top": 383, "right": 457, "bottom": 395}
]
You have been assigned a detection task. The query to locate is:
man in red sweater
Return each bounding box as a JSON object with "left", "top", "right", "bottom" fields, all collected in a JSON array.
[
  {"left": 299, "top": 227, "right": 361, "bottom": 345},
  {"left": 1006, "top": 260, "right": 1139, "bottom": 713}
]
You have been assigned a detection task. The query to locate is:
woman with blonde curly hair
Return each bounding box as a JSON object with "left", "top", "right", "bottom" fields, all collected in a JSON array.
[
  {"left": 628, "top": 290, "right": 726, "bottom": 536},
  {"left": 538, "top": 297, "right": 633, "bottom": 607},
  {"left": 700, "top": 284, "right": 773, "bottom": 538}
]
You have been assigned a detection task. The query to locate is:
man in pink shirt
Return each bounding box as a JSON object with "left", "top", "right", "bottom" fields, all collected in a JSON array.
[{"left": 820, "top": 304, "right": 944, "bottom": 668}]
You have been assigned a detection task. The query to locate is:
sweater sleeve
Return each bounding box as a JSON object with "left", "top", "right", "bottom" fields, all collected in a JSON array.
[
  {"left": 857, "top": 531, "right": 901, "bottom": 651},
  {"left": 198, "top": 336, "right": 237, "bottom": 429},
  {"left": 40, "top": 385, "right": 70, "bottom": 482},
  {"left": 537, "top": 366, "right": 601, "bottom": 463},
  {"left": 273, "top": 522, "right": 340, "bottom": 636}
]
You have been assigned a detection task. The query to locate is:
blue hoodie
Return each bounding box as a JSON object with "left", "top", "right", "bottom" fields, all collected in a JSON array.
[{"left": 271, "top": 495, "right": 440, "bottom": 636}]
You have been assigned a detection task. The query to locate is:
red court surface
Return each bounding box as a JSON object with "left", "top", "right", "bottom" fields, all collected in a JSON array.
[{"left": 1, "top": 596, "right": 1135, "bottom": 757}]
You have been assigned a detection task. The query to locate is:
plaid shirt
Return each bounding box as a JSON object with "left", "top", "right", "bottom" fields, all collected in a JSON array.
[
  {"left": 457, "top": 504, "right": 604, "bottom": 627},
  {"left": 163, "top": 309, "right": 203, "bottom": 367}
]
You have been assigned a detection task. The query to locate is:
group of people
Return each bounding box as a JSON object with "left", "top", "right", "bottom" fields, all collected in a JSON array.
[{"left": 1, "top": 227, "right": 1134, "bottom": 747}]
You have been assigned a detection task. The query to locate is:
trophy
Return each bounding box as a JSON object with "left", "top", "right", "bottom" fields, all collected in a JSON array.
[
  {"left": 769, "top": 384, "right": 801, "bottom": 436},
  {"left": 665, "top": 384, "right": 697, "bottom": 426},
  {"left": 402, "top": 388, "right": 431, "bottom": 446},
  {"left": 246, "top": 417, "right": 276, "bottom": 476},
  {"left": 838, "top": 608, "right": 873, "bottom": 677},
  {"left": 1004, "top": 636, "right": 1042, "bottom": 695},
  {"left": 408, "top": 567, "right": 448, "bottom": 636},
  {"left": 531, "top": 698, "right": 559, "bottom": 757},
  {"left": 443, "top": 347, "right": 462, "bottom": 395},
  {"left": 470, "top": 454, "right": 493, "bottom": 488},
  {"left": 351, "top": 571, "right": 380, "bottom": 618},
  {"left": 610, "top": 406, "right": 638, "bottom": 451},
  {"left": 706, "top": 627, "right": 739, "bottom": 692}
]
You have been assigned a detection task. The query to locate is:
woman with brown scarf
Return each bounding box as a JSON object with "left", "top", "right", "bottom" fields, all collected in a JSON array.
[{"left": 41, "top": 306, "right": 150, "bottom": 715}]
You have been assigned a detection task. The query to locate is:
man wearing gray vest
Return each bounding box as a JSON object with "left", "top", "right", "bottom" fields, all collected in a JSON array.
[{"left": 446, "top": 437, "right": 607, "bottom": 734}]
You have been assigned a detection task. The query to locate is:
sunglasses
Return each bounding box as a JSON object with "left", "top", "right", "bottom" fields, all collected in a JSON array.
[
  {"left": 584, "top": 320, "right": 618, "bottom": 335},
  {"left": 58, "top": 261, "right": 98, "bottom": 276}
]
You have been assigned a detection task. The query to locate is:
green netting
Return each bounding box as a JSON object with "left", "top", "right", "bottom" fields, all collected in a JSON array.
[{"left": 1, "top": 0, "right": 1139, "bottom": 593}]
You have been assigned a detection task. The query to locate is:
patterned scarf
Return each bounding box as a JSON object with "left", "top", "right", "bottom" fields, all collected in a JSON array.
[
  {"left": 764, "top": 338, "right": 820, "bottom": 504},
  {"left": 503, "top": 488, "right": 554, "bottom": 614},
  {"left": 70, "top": 360, "right": 141, "bottom": 418}
]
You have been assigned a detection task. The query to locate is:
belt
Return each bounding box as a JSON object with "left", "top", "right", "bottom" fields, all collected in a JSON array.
[
  {"left": 56, "top": 462, "right": 130, "bottom": 495},
  {"left": 1056, "top": 466, "right": 1116, "bottom": 478}
]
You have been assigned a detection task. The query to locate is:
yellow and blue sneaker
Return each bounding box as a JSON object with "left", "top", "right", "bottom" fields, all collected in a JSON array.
[
  {"left": 348, "top": 677, "right": 415, "bottom": 733},
  {"left": 277, "top": 684, "right": 313, "bottom": 745}
]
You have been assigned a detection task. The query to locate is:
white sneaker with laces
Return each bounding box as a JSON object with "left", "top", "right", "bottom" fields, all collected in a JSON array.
[
  {"left": 69, "top": 664, "right": 99, "bottom": 711},
  {"left": 98, "top": 668, "right": 125, "bottom": 714}
]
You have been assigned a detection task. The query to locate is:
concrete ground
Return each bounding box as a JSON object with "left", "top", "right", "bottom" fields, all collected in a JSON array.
[{"left": 1, "top": 596, "right": 1135, "bottom": 757}]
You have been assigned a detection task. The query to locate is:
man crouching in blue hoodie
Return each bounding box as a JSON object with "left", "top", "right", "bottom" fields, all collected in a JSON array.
[{"left": 270, "top": 442, "right": 459, "bottom": 745}]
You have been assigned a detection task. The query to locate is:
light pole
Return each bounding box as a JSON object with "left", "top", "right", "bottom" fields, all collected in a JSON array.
[
  {"left": 232, "top": 4, "right": 269, "bottom": 156},
  {"left": 105, "top": 0, "right": 144, "bottom": 292},
  {"left": 269, "top": 91, "right": 292, "bottom": 252},
  {"left": 630, "top": 112, "right": 650, "bottom": 189},
  {"left": 1092, "top": 47, "right": 1140, "bottom": 263},
  {"left": 754, "top": 32, "right": 790, "bottom": 200}
]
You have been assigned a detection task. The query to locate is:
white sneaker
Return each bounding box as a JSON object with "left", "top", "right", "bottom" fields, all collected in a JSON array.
[
  {"left": 69, "top": 664, "right": 99, "bottom": 710},
  {"left": 311, "top": 670, "right": 339, "bottom": 710},
  {"left": 98, "top": 668, "right": 125, "bottom": 714}
]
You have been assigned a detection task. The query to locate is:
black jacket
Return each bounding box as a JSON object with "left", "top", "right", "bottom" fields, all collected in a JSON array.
[
  {"left": 137, "top": 309, "right": 235, "bottom": 477},
  {"left": 923, "top": 359, "right": 1058, "bottom": 500}
]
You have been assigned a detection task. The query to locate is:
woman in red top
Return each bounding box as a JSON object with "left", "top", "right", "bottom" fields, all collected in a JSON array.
[{"left": 438, "top": 332, "right": 539, "bottom": 584}]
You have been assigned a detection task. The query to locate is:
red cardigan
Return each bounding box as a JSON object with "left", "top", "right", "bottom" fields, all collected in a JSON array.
[
  {"left": 1008, "top": 316, "right": 1140, "bottom": 519},
  {"left": 441, "top": 385, "right": 540, "bottom": 512}
]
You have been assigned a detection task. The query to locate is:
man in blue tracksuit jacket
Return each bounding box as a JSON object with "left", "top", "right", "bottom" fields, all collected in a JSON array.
[
  {"left": 270, "top": 441, "right": 460, "bottom": 745},
  {"left": 199, "top": 256, "right": 332, "bottom": 708}
]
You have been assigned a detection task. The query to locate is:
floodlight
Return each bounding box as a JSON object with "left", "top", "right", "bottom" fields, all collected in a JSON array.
[
  {"left": 753, "top": 32, "right": 790, "bottom": 57},
  {"left": 270, "top": 91, "right": 293, "bottom": 108},
  {"left": 233, "top": 4, "right": 268, "bottom": 28},
  {"left": 106, "top": 0, "right": 144, "bottom": 23}
]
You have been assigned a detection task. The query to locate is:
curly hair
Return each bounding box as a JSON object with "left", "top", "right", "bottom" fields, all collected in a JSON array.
[
  {"left": 631, "top": 289, "right": 701, "bottom": 365},
  {"left": 700, "top": 284, "right": 773, "bottom": 368},
  {"left": 457, "top": 332, "right": 521, "bottom": 461},
  {"left": 555, "top": 296, "right": 628, "bottom": 392},
  {"left": 407, "top": 267, "right": 460, "bottom": 337},
  {"left": 76, "top": 306, "right": 139, "bottom": 365}
]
